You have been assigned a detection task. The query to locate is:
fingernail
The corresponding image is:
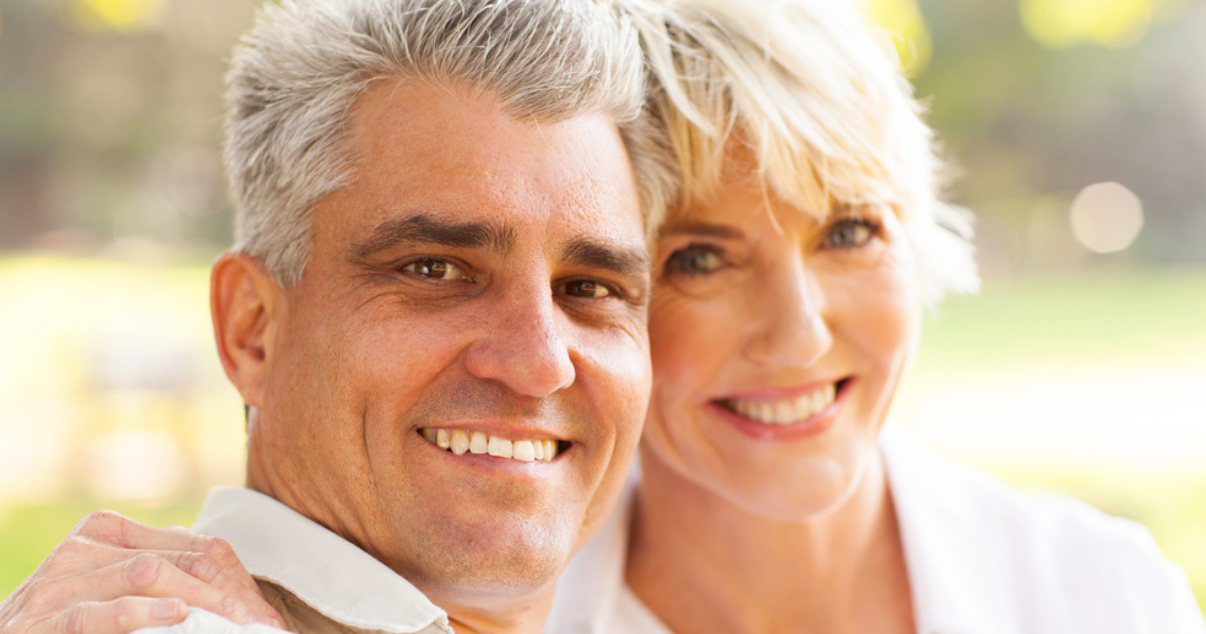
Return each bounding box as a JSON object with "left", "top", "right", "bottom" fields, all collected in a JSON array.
[{"left": 153, "top": 599, "right": 182, "bottom": 620}]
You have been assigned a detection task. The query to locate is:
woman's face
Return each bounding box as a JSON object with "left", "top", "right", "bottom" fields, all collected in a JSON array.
[{"left": 643, "top": 167, "right": 924, "bottom": 521}]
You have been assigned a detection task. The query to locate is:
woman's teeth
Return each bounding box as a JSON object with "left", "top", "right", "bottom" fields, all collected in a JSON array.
[
  {"left": 420, "top": 428, "right": 559, "bottom": 462},
  {"left": 723, "top": 383, "right": 837, "bottom": 425}
]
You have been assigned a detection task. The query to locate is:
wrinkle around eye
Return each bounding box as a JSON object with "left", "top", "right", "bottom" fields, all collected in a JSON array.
[{"left": 342, "top": 261, "right": 483, "bottom": 313}]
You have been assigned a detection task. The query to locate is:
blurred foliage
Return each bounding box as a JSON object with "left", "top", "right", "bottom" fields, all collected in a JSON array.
[
  {"left": 1020, "top": 0, "right": 1175, "bottom": 48},
  {"left": 869, "top": 0, "right": 933, "bottom": 74},
  {"left": 0, "top": 0, "right": 257, "bottom": 257},
  {"left": 913, "top": 266, "right": 1206, "bottom": 372},
  {"left": 69, "top": 0, "right": 167, "bottom": 32},
  {"left": 911, "top": 0, "right": 1206, "bottom": 270}
]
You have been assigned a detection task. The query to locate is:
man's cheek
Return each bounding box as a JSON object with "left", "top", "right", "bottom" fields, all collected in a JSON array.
[{"left": 579, "top": 323, "right": 652, "bottom": 390}]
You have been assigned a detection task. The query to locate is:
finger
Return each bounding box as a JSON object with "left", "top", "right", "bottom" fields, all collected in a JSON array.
[
  {"left": 71, "top": 512, "right": 216, "bottom": 554},
  {"left": 75, "top": 546, "right": 284, "bottom": 627},
  {"left": 33, "top": 598, "right": 187, "bottom": 634},
  {"left": 59, "top": 514, "right": 283, "bottom": 627},
  {"left": 53, "top": 554, "right": 267, "bottom": 627},
  {"left": 49, "top": 540, "right": 268, "bottom": 608}
]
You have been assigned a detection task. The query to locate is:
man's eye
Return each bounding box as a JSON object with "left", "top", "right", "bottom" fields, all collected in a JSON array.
[
  {"left": 823, "top": 219, "right": 879, "bottom": 249},
  {"left": 562, "top": 279, "right": 612, "bottom": 298},
  {"left": 664, "top": 245, "right": 724, "bottom": 276},
  {"left": 403, "top": 258, "right": 467, "bottom": 280}
]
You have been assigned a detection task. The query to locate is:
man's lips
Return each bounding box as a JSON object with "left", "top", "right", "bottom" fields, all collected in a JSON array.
[{"left": 417, "top": 427, "right": 565, "bottom": 463}]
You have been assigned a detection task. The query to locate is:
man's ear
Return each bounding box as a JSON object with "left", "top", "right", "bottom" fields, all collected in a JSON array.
[{"left": 211, "top": 252, "right": 283, "bottom": 408}]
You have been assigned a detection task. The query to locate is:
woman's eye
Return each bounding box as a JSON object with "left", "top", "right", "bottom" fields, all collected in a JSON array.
[
  {"left": 403, "top": 258, "right": 467, "bottom": 280},
  {"left": 562, "top": 279, "right": 612, "bottom": 298},
  {"left": 823, "top": 219, "right": 879, "bottom": 249},
  {"left": 664, "top": 246, "right": 724, "bottom": 275}
]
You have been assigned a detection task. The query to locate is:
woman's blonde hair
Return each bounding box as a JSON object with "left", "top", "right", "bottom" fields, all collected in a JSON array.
[{"left": 625, "top": 0, "right": 979, "bottom": 304}]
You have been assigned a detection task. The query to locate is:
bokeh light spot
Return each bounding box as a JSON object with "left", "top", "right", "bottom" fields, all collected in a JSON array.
[
  {"left": 1020, "top": 0, "right": 1164, "bottom": 48},
  {"left": 68, "top": 0, "right": 165, "bottom": 33},
  {"left": 1070, "top": 182, "right": 1144, "bottom": 253},
  {"left": 868, "top": 0, "right": 932, "bottom": 75}
]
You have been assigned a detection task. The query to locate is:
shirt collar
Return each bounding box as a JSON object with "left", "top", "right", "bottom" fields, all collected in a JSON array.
[
  {"left": 191, "top": 487, "right": 452, "bottom": 634},
  {"left": 881, "top": 423, "right": 999, "bottom": 634}
]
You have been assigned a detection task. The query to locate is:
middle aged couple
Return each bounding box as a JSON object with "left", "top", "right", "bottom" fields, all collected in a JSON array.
[{"left": 3, "top": 0, "right": 1203, "bottom": 633}]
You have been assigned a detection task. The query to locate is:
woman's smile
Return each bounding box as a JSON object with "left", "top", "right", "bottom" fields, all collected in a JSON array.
[{"left": 716, "top": 380, "right": 838, "bottom": 426}]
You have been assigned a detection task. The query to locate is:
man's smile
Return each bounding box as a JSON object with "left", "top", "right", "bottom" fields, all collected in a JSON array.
[{"left": 419, "top": 427, "right": 564, "bottom": 462}]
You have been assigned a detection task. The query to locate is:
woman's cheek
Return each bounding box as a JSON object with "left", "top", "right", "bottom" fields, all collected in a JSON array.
[
  {"left": 843, "top": 248, "right": 924, "bottom": 385},
  {"left": 649, "top": 293, "right": 703, "bottom": 397}
]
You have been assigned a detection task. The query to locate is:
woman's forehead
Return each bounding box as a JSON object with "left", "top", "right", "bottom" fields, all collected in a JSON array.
[
  {"left": 665, "top": 173, "right": 901, "bottom": 235},
  {"left": 671, "top": 137, "right": 901, "bottom": 225}
]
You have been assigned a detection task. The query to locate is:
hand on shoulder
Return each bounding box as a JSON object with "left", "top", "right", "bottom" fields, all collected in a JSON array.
[{"left": 0, "top": 511, "right": 285, "bottom": 634}]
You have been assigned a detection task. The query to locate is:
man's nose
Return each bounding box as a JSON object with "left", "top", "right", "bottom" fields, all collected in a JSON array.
[
  {"left": 741, "top": 260, "right": 833, "bottom": 368},
  {"left": 462, "top": 282, "right": 576, "bottom": 397}
]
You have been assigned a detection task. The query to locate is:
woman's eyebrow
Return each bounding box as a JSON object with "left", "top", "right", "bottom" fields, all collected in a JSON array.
[
  {"left": 658, "top": 221, "right": 745, "bottom": 239},
  {"left": 351, "top": 213, "right": 517, "bottom": 259}
]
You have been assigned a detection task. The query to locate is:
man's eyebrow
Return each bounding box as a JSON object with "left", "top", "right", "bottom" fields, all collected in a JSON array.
[
  {"left": 562, "top": 238, "right": 652, "bottom": 279},
  {"left": 351, "top": 213, "right": 516, "bottom": 258},
  {"left": 657, "top": 221, "right": 745, "bottom": 239}
]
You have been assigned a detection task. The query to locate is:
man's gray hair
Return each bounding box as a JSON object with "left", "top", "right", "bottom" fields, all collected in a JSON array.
[{"left": 225, "top": 0, "right": 673, "bottom": 286}]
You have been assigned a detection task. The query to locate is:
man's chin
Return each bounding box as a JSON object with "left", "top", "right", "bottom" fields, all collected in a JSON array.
[{"left": 395, "top": 515, "right": 575, "bottom": 600}]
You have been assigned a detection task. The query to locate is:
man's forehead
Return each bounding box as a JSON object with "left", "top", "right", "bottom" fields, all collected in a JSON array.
[
  {"left": 332, "top": 82, "right": 643, "bottom": 236},
  {"left": 351, "top": 80, "right": 616, "bottom": 170}
]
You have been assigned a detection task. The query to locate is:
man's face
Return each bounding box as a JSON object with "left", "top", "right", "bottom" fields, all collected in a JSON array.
[{"left": 239, "top": 81, "right": 650, "bottom": 602}]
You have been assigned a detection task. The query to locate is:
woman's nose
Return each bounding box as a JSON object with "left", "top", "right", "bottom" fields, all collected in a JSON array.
[{"left": 741, "top": 260, "right": 833, "bottom": 368}]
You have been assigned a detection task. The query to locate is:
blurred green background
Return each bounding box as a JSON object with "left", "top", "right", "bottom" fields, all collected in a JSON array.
[{"left": 1, "top": 0, "right": 1204, "bottom": 614}]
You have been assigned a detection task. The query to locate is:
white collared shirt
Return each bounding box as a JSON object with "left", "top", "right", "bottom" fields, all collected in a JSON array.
[
  {"left": 544, "top": 425, "right": 1206, "bottom": 634},
  {"left": 139, "top": 487, "right": 453, "bottom": 634}
]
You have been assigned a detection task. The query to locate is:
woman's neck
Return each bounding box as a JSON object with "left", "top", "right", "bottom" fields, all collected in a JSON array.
[{"left": 625, "top": 449, "right": 914, "bottom": 634}]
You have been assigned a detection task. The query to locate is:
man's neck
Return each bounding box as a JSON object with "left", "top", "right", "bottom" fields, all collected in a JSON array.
[
  {"left": 429, "top": 585, "right": 557, "bottom": 634},
  {"left": 246, "top": 465, "right": 558, "bottom": 634}
]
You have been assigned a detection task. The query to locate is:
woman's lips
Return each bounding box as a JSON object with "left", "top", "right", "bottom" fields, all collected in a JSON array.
[
  {"left": 719, "top": 382, "right": 838, "bottom": 425},
  {"left": 710, "top": 379, "right": 851, "bottom": 440}
]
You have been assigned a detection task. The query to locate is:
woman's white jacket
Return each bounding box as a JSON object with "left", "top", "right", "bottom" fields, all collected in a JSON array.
[{"left": 544, "top": 425, "right": 1206, "bottom": 634}]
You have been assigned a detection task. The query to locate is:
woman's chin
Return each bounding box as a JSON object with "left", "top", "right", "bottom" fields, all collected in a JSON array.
[
  {"left": 668, "top": 427, "right": 885, "bottom": 524},
  {"left": 641, "top": 399, "right": 887, "bottom": 524},
  {"left": 712, "top": 463, "right": 871, "bottom": 524}
]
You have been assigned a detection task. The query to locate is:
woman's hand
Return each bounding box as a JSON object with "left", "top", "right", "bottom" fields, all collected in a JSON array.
[{"left": 0, "top": 511, "right": 285, "bottom": 634}]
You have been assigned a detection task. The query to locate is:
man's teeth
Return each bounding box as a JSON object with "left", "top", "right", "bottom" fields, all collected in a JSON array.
[
  {"left": 724, "top": 383, "right": 837, "bottom": 425},
  {"left": 420, "top": 428, "right": 559, "bottom": 462}
]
